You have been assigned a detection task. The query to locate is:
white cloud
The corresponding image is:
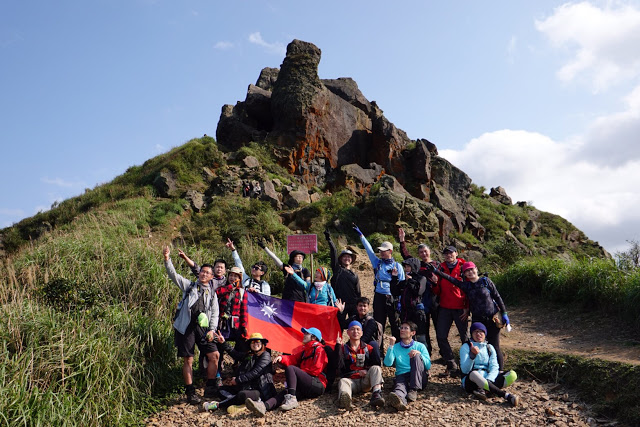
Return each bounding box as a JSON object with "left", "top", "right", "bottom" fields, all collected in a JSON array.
[
  {"left": 440, "top": 127, "right": 640, "bottom": 252},
  {"left": 536, "top": 1, "right": 640, "bottom": 92},
  {"left": 213, "top": 41, "right": 234, "bottom": 50},
  {"left": 41, "top": 177, "right": 85, "bottom": 188},
  {"left": 154, "top": 144, "right": 165, "bottom": 154},
  {"left": 248, "top": 32, "right": 286, "bottom": 56}
]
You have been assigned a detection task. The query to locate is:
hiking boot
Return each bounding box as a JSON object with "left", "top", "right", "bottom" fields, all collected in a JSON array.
[
  {"left": 506, "top": 393, "right": 521, "bottom": 407},
  {"left": 338, "top": 392, "right": 352, "bottom": 410},
  {"left": 227, "top": 404, "right": 246, "bottom": 415},
  {"left": 186, "top": 391, "right": 202, "bottom": 405},
  {"left": 406, "top": 389, "right": 418, "bottom": 402},
  {"left": 245, "top": 398, "right": 267, "bottom": 417},
  {"left": 472, "top": 389, "right": 488, "bottom": 401},
  {"left": 201, "top": 401, "right": 218, "bottom": 411},
  {"left": 280, "top": 394, "right": 298, "bottom": 411},
  {"left": 387, "top": 392, "right": 408, "bottom": 411},
  {"left": 370, "top": 390, "right": 385, "bottom": 408}
]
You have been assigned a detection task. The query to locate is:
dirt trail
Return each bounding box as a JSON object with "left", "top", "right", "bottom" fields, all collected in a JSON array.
[{"left": 146, "top": 263, "right": 635, "bottom": 426}]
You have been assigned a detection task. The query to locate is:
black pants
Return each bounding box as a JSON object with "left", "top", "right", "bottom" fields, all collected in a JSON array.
[
  {"left": 373, "top": 292, "right": 399, "bottom": 341},
  {"left": 265, "top": 366, "right": 325, "bottom": 410},
  {"left": 462, "top": 371, "right": 510, "bottom": 398},
  {"left": 217, "top": 388, "right": 261, "bottom": 409},
  {"left": 435, "top": 307, "right": 469, "bottom": 368}
]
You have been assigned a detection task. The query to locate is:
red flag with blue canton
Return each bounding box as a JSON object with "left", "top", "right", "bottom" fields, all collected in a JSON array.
[{"left": 245, "top": 292, "right": 341, "bottom": 354}]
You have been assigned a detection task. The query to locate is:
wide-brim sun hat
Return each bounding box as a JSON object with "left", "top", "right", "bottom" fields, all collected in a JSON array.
[{"left": 247, "top": 332, "right": 269, "bottom": 344}]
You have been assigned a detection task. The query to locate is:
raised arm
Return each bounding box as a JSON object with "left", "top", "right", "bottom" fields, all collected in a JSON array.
[
  {"left": 284, "top": 265, "right": 310, "bottom": 293},
  {"left": 227, "top": 238, "right": 250, "bottom": 283},
  {"left": 324, "top": 229, "right": 338, "bottom": 271},
  {"left": 258, "top": 240, "right": 284, "bottom": 270},
  {"left": 398, "top": 228, "right": 412, "bottom": 260},
  {"left": 163, "top": 246, "right": 191, "bottom": 292}
]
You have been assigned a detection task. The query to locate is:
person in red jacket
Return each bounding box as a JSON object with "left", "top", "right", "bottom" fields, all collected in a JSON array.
[
  {"left": 245, "top": 327, "right": 328, "bottom": 417},
  {"left": 433, "top": 246, "right": 469, "bottom": 377}
]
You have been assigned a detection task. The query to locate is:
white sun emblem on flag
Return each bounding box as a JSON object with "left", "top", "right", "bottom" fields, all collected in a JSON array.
[{"left": 260, "top": 301, "right": 278, "bottom": 318}]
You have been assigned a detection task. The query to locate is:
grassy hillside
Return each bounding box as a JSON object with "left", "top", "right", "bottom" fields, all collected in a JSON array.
[{"left": 0, "top": 135, "right": 631, "bottom": 424}]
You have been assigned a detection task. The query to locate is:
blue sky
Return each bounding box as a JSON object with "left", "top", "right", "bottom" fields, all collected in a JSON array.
[{"left": 2, "top": 0, "right": 639, "bottom": 254}]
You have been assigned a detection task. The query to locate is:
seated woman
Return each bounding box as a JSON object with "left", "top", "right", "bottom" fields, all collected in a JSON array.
[
  {"left": 285, "top": 265, "right": 337, "bottom": 306},
  {"left": 245, "top": 327, "right": 328, "bottom": 416},
  {"left": 460, "top": 323, "right": 520, "bottom": 406},
  {"left": 203, "top": 331, "right": 276, "bottom": 415},
  {"left": 429, "top": 261, "right": 510, "bottom": 370}
]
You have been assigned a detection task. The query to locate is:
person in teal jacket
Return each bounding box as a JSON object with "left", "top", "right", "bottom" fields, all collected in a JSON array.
[
  {"left": 285, "top": 265, "right": 337, "bottom": 306},
  {"left": 460, "top": 322, "right": 520, "bottom": 406},
  {"left": 383, "top": 321, "right": 430, "bottom": 411}
]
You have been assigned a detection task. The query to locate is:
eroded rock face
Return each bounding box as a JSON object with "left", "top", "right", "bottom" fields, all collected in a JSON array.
[
  {"left": 185, "top": 190, "right": 206, "bottom": 212},
  {"left": 215, "top": 39, "right": 481, "bottom": 245},
  {"left": 490, "top": 186, "right": 512, "bottom": 205},
  {"left": 153, "top": 170, "right": 180, "bottom": 198}
]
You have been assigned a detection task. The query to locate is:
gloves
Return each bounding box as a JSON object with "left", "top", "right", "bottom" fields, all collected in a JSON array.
[
  {"left": 352, "top": 224, "right": 363, "bottom": 236},
  {"left": 257, "top": 238, "right": 266, "bottom": 249},
  {"left": 502, "top": 312, "right": 510, "bottom": 325},
  {"left": 323, "top": 229, "right": 331, "bottom": 240}
]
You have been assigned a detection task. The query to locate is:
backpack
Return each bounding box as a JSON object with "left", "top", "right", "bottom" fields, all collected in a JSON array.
[{"left": 364, "top": 315, "right": 384, "bottom": 350}]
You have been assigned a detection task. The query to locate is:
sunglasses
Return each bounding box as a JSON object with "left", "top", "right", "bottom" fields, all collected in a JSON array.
[{"left": 252, "top": 265, "right": 263, "bottom": 270}]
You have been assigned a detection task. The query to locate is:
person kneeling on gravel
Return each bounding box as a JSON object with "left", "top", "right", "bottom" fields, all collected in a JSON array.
[
  {"left": 383, "top": 321, "right": 431, "bottom": 411},
  {"left": 336, "top": 321, "right": 385, "bottom": 410},
  {"left": 202, "top": 331, "right": 276, "bottom": 415},
  {"left": 460, "top": 322, "right": 520, "bottom": 406},
  {"left": 246, "top": 327, "right": 328, "bottom": 417}
]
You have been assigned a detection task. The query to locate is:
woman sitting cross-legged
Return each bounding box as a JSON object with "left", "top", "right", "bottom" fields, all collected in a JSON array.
[
  {"left": 203, "top": 331, "right": 276, "bottom": 415},
  {"left": 245, "top": 327, "right": 328, "bottom": 416},
  {"left": 460, "top": 322, "right": 520, "bottom": 406}
]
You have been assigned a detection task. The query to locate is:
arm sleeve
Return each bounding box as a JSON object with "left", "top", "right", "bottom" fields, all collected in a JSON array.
[
  {"left": 432, "top": 268, "right": 464, "bottom": 286},
  {"left": 459, "top": 342, "right": 473, "bottom": 374},
  {"left": 240, "top": 291, "right": 248, "bottom": 330},
  {"left": 262, "top": 246, "right": 284, "bottom": 270},
  {"left": 488, "top": 279, "right": 507, "bottom": 313},
  {"left": 487, "top": 345, "right": 500, "bottom": 382},
  {"left": 383, "top": 344, "right": 396, "bottom": 367},
  {"left": 327, "top": 235, "right": 338, "bottom": 272},
  {"left": 290, "top": 271, "right": 310, "bottom": 292},
  {"left": 165, "top": 258, "right": 191, "bottom": 292},
  {"left": 190, "top": 262, "right": 201, "bottom": 278},
  {"left": 360, "top": 235, "right": 379, "bottom": 267},
  {"left": 399, "top": 241, "right": 412, "bottom": 260},
  {"left": 261, "top": 281, "right": 271, "bottom": 296},
  {"left": 420, "top": 343, "right": 431, "bottom": 370},
  {"left": 397, "top": 262, "right": 406, "bottom": 281},
  {"left": 209, "top": 292, "right": 219, "bottom": 332},
  {"left": 231, "top": 249, "right": 250, "bottom": 283},
  {"left": 237, "top": 352, "right": 272, "bottom": 384},
  {"left": 368, "top": 342, "right": 382, "bottom": 366},
  {"left": 362, "top": 318, "right": 377, "bottom": 344}
]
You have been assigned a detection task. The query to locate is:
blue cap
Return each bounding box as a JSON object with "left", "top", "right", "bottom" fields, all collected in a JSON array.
[
  {"left": 301, "top": 327, "right": 323, "bottom": 341},
  {"left": 348, "top": 320, "right": 362, "bottom": 330}
]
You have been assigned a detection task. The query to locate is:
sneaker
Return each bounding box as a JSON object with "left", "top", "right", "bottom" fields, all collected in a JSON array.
[
  {"left": 387, "top": 392, "right": 408, "bottom": 411},
  {"left": 201, "top": 401, "right": 218, "bottom": 411},
  {"left": 245, "top": 398, "right": 267, "bottom": 417},
  {"left": 187, "top": 392, "right": 202, "bottom": 405},
  {"left": 507, "top": 393, "right": 521, "bottom": 407},
  {"left": 227, "top": 404, "right": 246, "bottom": 415},
  {"left": 280, "top": 394, "right": 298, "bottom": 411},
  {"left": 370, "top": 390, "right": 385, "bottom": 408},
  {"left": 406, "top": 389, "right": 418, "bottom": 402},
  {"left": 338, "top": 392, "right": 352, "bottom": 409},
  {"left": 472, "top": 389, "right": 488, "bottom": 401}
]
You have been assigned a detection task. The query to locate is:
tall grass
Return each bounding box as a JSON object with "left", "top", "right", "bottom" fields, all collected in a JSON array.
[{"left": 494, "top": 257, "right": 640, "bottom": 329}]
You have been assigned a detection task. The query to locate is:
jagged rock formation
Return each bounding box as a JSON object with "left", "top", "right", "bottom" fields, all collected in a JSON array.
[{"left": 216, "top": 39, "right": 488, "bottom": 245}]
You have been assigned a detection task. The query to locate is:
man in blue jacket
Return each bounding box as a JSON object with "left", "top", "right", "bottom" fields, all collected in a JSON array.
[{"left": 353, "top": 224, "right": 404, "bottom": 343}]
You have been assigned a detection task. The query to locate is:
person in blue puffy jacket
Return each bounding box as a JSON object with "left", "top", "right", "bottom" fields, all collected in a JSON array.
[{"left": 460, "top": 323, "right": 520, "bottom": 406}]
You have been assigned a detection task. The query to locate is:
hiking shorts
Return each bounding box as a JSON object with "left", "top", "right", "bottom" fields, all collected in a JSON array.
[{"left": 174, "top": 322, "right": 218, "bottom": 358}]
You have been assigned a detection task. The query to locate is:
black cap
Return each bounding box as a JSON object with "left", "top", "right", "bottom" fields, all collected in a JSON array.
[{"left": 442, "top": 245, "right": 457, "bottom": 254}]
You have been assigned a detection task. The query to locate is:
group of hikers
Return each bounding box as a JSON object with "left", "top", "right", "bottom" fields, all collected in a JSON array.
[{"left": 162, "top": 224, "right": 520, "bottom": 417}]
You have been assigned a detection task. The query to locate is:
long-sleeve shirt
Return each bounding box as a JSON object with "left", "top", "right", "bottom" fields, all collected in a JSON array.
[
  {"left": 280, "top": 340, "right": 328, "bottom": 388},
  {"left": 327, "top": 236, "right": 361, "bottom": 313},
  {"left": 459, "top": 340, "right": 499, "bottom": 382},
  {"left": 383, "top": 340, "right": 431, "bottom": 376},
  {"left": 165, "top": 258, "right": 219, "bottom": 334},
  {"left": 432, "top": 271, "right": 506, "bottom": 319},
  {"left": 360, "top": 235, "right": 404, "bottom": 295},
  {"left": 215, "top": 282, "right": 248, "bottom": 330},
  {"left": 231, "top": 249, "right": 271, "bottom": 295},
  {"left": 432, "top": 259, "right": 468, "bottom": 310},
  {"left": 290, "top": 274, "right": 336, "bottom": 306},
  {"left": 262, "top": 246, "right": 309, "bottom": 302}
]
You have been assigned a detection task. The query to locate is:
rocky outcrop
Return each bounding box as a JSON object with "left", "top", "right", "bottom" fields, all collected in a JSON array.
[
  {"left": 490, "top": 186, "right": 512, "bottom": 205},
  {"left": 185, "top": 190, "right": 206, "bottom": 212},
  {"left": 153, "top": 170, "right": 180, "bottom": 198}
]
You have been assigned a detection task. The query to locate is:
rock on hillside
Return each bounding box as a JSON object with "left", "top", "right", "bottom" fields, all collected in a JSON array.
[{"left": 216, "top": 39, "right": 607, "bottom": 257}]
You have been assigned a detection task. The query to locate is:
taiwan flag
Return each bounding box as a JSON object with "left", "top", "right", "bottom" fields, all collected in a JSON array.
[{"left": 245, "top": 292, "right": 341, "bottom": 354}]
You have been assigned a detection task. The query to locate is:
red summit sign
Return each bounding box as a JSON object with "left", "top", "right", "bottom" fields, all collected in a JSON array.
[{"left": 287, "top": 234, "right": 318, "bottom": 255}]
